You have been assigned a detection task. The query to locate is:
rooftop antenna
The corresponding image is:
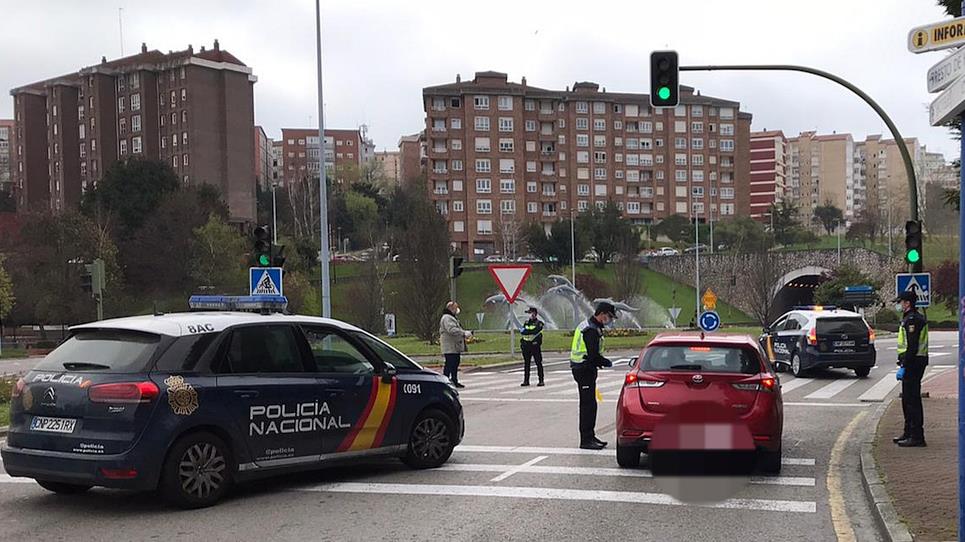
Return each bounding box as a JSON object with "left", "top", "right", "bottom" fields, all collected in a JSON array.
[{"left": 118, "top": 8, "right": 124, "bottom": 56}]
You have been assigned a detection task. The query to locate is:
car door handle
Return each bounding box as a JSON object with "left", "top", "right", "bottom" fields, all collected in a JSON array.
[
  {"left": 234, "top": 390, "right": 259, "bottom": 399},
  {"left": 324, "top": 388, "right": 345, "bottom": 395}
]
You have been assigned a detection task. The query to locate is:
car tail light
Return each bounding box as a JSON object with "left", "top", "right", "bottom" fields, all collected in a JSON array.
[
  {"left": 625, "top": 372, "right": 665, "bottom": 388},
  {"left": 99, "top": 467, "right": 138, "bottom": 479},
  {"left": 11, "top": 378, "right": 25, "bottom": 398},
  {"left": 732, "top": 378, "right": 776, "bottom": 393},
  {"left": 89, "top": 381, "right": 159, "bottom": 404},
  {"left": 807, "top": 328, "right": 818, "bottom": 346},
  {"left": 760, "top": 377, "right": 776, "bottom": 392}
]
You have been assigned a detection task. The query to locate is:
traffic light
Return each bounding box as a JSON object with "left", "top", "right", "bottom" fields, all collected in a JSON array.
[
  {"left": 80, "top": 265, "right": 93, "bottom": 293},
  {"left": 253, "top": 225, "right": 271, "bottom": 267},
  {"left": 272, "top": 244, "right": 287, "bottom": 267},
  {"left": 650, "top": 51, "right": 679, "bottom": 108},
  {"left": 80, "top": 259, "right": 106, "bottom": 297},
  {"left": 904, "top": 220, "right": 923, "bottom": 270},
  {"left": 449, "top": 256, "right": 464, "bottom": 279}
]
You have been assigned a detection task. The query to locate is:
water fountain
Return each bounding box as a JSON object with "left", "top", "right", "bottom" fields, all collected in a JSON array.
[{"left": 483, "top": 294, "right": 560, "bottom": 331}]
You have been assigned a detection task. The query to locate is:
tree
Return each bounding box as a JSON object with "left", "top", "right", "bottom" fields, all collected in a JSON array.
[
  {"left": 931, "top": 260, "right": 959, "bottom": 313},
  {"left": 389, "top": 189, "right": 450, "bottom": 341},
  {"left": 813, "top": 202, "right": 844, "bottom": 236},
  {"left": 769, "top": 200, "right": 801, "bottom": 245},
  {"left": 613, "top": 228, "right": 644, "bottom": 301},
  {"left": 746, "top": 248, "right": 782, "bottom": 327},
  {"left": 579, "top": 202, "right": 632, "bottom": 268},
  {"left": 814, "top": 265, "right": 882, "bottom": 308},
  {"left": 191, "top": 214, "right": 247, "bottom": 293},
  {"left": 524, "top": 219, "right": 584, "bottom": 272},
  {"left": 0, "top": 256, "right": 16, "bottom": 329},
  {"left": 81, "top": 157, "right": 180, "bottom": 239},
  {"left": 344, "top": 191, "right": 379, "bottom": 249},
  {"left": 714, "top": 217, "right": 770, "bottom": 253},
  {"left": 653, "top": 214, "right": 692, "bottom": 244}
]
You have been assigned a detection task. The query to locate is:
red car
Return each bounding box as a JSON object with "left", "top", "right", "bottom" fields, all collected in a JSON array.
[{"left": 616, "top": 333, "right": 784, "bottom": 473}]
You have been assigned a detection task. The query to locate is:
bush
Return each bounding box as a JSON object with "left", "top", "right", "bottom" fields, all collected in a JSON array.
[
  {"left": 0, "top": 374, "right": 17, "bottom": 404},
  {"left": 575, "top": 273, "right": 610, "bottom": 301},
  {"left": 875, "top": 309, "right": 900, "bottom": 324},
  {"left": 603, "top": 329, "right": 649, "bottom": 338}
]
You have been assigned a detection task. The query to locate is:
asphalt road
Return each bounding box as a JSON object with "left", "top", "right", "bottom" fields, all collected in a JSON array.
[{"left": 0, "top": 331, "right": 957, "bottom": 541}]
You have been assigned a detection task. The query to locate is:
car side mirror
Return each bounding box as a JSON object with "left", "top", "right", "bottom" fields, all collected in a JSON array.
[
  {"left": 381, "top": 362, "right": 397, "bottom": 384},
  {"left": 762, "top": 326, "right": 771, "bottom": 334},
  {"left": 627, "top": 356, "right": 638, "bottom": 367}
]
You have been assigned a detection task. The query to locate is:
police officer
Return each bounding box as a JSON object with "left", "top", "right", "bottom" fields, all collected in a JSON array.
[
  {"left": 893, "top": 290, "right": 929, "bottom": 447},
  {"left": 570, "top": 302, "right": 616, "bottom": 450},
  {"left": 520, "top": 307, "right": 545, "bottom": 387}
]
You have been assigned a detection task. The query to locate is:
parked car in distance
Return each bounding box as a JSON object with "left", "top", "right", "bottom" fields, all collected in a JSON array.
[
  {"left": 484, "top": 255, "right": 506, "bottom": 263},
  {"left": 683, "top": 244, "right": 710, "bottom": 254},
  {"left": 516, "top": 255, "right": 543, "bottom": 263},
  {"left": 652, "top": 247, "right": 680, "bottom": 257}
]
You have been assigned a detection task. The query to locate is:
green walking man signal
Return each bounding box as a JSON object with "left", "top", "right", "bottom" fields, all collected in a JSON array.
[
  {"left": 904, "top": 220, "right": 923, "bottom": 272},
  {"left": 650, "top": 51, "right": 679, "bottom": 108}
]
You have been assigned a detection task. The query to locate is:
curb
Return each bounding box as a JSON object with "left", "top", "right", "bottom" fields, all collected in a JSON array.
[{"left": 859, "top": 401, "right": 914, "bottom": 542}]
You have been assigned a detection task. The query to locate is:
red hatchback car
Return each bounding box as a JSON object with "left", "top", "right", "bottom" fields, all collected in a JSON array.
[{"left": 616, "top": 333, "right": 784, "bottom": 473}]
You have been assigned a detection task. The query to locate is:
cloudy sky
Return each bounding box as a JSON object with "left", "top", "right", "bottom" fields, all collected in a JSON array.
[{"left": 1, "top": 0, "right": 960, "bottom": 159}]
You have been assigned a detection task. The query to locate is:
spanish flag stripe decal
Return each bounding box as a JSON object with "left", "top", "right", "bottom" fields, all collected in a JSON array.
[
  {"left": 371, "top": 379, "right": 398, "bottom": 448},
  {"left": 766, "top": 336, "right": 777, "bottom": 362},
  {"left": 336, "top": 379, "right": 379, "bottom": 452},
  {"left": 347, "top": 379, "right": 396, "bottom": 451}
]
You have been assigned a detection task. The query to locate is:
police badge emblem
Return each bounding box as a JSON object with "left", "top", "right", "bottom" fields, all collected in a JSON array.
[{"left": 164, "top": 375, "right": 199, "bottom": 416}]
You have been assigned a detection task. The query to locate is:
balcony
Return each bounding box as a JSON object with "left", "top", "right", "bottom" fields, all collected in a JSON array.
[
  {"left": 542, "top": 210, "right": 558, "bottom": 217},
  {"left": 431, "top": 126, "right": 447, "bottom": 133},
  {"left": 433, "top": 188, "right": 449, "bottom": 195},
  {"left": 541, "top": 170, "right": 556, "bottom": 176},
  {"left": 542, "top": 191, "right": 557, "bottom": 197},
  {"left": 432, "top": 147, "right": 447, "bottom": 154},
  {"left": 432, "top": 168, "right": 448, "bottom": 175}
]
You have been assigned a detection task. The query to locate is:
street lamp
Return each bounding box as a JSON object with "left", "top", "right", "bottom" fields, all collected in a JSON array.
[
  {"left": 835, "top": 219, "right": 842, "bottom": 265},
  {"left": 270, "top": 181, "right": 278, "bottom": 244}
]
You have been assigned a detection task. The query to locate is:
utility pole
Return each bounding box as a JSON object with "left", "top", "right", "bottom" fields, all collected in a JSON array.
[
  {"left": 271, "top": 182, "right": 278, "bottom": 244},
  {"left": 315, "top": 0, "right": 332, "bottom": 318},
  {"left": 693, "top": 192, "right": 701, "bottom": 326}
]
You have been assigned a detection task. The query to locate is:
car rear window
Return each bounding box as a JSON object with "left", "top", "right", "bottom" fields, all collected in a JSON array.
[
  {"left": 34, "top": 330, "right": 162, "bottom": 373},
  {"left": 640, "top": 345, "right": 761, "bottom": 375},
  {"left": 817, "top": 318, "right": 868, "bottom": 335}
]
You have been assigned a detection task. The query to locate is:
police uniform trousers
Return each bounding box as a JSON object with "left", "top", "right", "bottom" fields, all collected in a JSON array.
[
  {"left": 571, "top": 364, "right": 598, "bottom": 442},
  {"left": 901, "top": 359, "right": 927, "bottom": 441},
  {"left": 522, "top": 342, "right": 544, "bottom": 384}
]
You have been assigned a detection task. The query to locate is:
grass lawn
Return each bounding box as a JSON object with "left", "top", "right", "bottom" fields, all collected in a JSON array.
[
  {"left": 386, "top": 330, "right": 656, "bottom": 357},
  {"left": 0, "top": 348, "right": 28, "bottom": 359}
]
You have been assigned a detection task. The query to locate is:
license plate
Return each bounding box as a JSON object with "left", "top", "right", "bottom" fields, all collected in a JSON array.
[
  {"left": 30, "top": 416, "right": 77, "bottom": 434},
  {"left": 833, "top": 340, "right": 856, "bottom": 347}
]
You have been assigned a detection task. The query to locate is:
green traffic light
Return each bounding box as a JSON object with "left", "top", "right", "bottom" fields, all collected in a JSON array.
[
  {"left": 906, "top": 249, "right": 921, "bottom": 263},
  {"left": 658, "top": 86, "right": 671, "bottom": 100},
  {"left": 258, "top": 254, "right": 271, "bottom": 266}
]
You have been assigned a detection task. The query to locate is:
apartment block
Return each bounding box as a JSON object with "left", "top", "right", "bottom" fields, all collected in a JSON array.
[
  {"left": 0, "top": 119, "right": 13, "bottom": 193},
  {"left": 277, "top": 128, "right": 374, "bottom": 185},
  {"left": 786, "top": 132, "right": 854, "bottom": 226},
  {"left": 254, "top": 125, "right": 272, "bottom": 188},
  {"left": 748, "top": 130, "right": 787, "bottom": 222},
  {"left": 374, "top": 150, "right": 401, "bottom": 184},
  {"left": 398, "top": 132, "right": 425, "bottom": 185},
  {"left": 10, "top": 41, "right": 257, "bottom": 223},
  {"left": 853, "top": 135, "right": 923, "bottom": 225},
  {"left": 422, "top": 71, "right": 753, "bottom": 258}
]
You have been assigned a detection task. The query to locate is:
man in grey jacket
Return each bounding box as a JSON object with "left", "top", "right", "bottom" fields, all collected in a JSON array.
[{"left": 440, "top": 301, "right": 472, "bottom": 388}]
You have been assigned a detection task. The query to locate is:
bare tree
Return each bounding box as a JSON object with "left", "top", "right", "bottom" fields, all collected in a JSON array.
[
  {"left": 746, "top": 248, "right": 782, "bottom": 327},
  {"left": 493, "top": 213, "right": 524, "bottom": 260},
  {"left": 613, "top": 228, "right": 644, "bottom": 301}
]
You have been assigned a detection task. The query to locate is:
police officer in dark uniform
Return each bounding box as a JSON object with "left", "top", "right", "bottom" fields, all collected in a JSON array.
[
  {"left": 520, "top": 307, "right": 545, "bottom": 387},
  {"left": 570, "top": 302, "right": 616, "bottom": 450},
  {"left": 893, "top": 290, "right": 929, "bottom": 447}
]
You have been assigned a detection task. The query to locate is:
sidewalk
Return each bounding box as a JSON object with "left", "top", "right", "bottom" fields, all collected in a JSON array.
[{"left": 873, "top": 368, "right": 958, "bottom": 541}]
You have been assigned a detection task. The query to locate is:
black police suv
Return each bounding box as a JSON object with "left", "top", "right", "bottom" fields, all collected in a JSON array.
[
  {"left": 2, "top": 309, "right": 464, "bottom": 508},
  {"left": 759, "top": 307, "right": 876, "bottom": 378}
]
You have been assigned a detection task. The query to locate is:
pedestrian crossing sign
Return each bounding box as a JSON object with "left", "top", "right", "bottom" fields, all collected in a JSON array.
[
  {"left": 250, "top": 267, "right": 283, "bottom": 296},
  {"left": 895, "top": 273, "right": 930, "bottom": 308}
]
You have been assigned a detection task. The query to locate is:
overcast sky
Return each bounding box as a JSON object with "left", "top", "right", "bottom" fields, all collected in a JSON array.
[{"left": 1, "top": 0, "right": 960, "bottom": 159}]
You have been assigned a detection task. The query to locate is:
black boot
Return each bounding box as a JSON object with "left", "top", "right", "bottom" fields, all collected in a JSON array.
[
  {"left": 897, "top": 437, "right": 927, "bottom": 447},
  {"left": 580, "top": 440, "right": 605, "bottom": 450},
  {"left": 521, "top": 382, "right": 530, "bottom": 387}
]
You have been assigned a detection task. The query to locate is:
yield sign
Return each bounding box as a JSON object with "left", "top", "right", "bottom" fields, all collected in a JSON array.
[{"left": 488, "top": 264, "right": 533, "bottom": 304}]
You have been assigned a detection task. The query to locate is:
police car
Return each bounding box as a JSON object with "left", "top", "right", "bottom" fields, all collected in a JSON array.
[
  {"left": 1, "top": 296, "right": 464, "bottom": 508},
  {"left": 759, "top": 306, "right": 876, "bottom": 378}
]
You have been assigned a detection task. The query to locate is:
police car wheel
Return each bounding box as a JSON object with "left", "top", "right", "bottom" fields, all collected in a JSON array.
[
  {"left": 791, "top": 354, "right": 805, "bottom": 377},
  {"left": 161, "top": 432, "right": 233, "bottom": 509},
  {"left": 403, "top": 409, "right": 455, "bottom": 469},
  {"left": 854, "top": 367, "right": 871, "bottom": 378},
  {"left": 36, "top": 480, "right": 92, "bottom": 494}
]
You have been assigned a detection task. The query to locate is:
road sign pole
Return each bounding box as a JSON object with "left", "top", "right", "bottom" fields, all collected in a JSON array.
[
  {"left": 510, "top": 302, "right": 515, "bottom": 357},
  {"left": 958, "top": 48, "right": 965, "bottom": 540}
]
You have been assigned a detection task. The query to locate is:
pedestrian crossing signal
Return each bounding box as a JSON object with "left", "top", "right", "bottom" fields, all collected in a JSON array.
[
  {"left": 904, "top": 220, "right": 922, "bottom": 270},
  {"left": 253, "top": 225, "right": 271, "bottom": 267},
  {"left": 650, "top": 51, "right": 679, "bottom": 108}
]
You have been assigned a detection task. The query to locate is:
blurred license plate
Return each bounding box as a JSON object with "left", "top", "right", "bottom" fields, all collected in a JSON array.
[
  {"left": 30, "top": 416, "right": 76, "bottom": 434},
  {"left": 833, "top": 340, "right": 855, "bottom": 347}
]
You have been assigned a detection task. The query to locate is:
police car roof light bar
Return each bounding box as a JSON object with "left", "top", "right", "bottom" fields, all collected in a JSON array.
[
  {"left": 188, "top": 295, "right": 288, "bottom": 313},
  {"left": 792, "top": 305, "right": 838, "bottom": 311}
]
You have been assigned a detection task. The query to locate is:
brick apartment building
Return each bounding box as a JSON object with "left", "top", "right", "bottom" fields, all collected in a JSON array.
[
  {"left": 374, "top": 150, "right": 401, "bottom": 184},
  {"left": 748, "top": 130, "right": 788, "bottom": 222},
  {"left": 0, "top": 119, "right": 13, "bottom": 193},
  {"left": 10, "top": 41, "right": 258, "bottom": 223},
  {"left": 854, "top": 135, "right": 923, "bottom": 226},
  {"left": 276, "top": 128, "right": 375, "bottom": 186},
  {"left": 422, "top": 71, "right": 752, "bottom": 258},
  {"left": 254, "top": 125, "right": 272, "bottom": 189},
  {"left": 398, "top": 132, "right": 425, "bottom": 185}
]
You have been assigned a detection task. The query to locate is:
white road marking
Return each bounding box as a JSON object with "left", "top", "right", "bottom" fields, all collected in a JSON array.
[
  {"left": 778, "top": 377, "right": 814, "bottom": 394},
  {"left": 933, "top": 365, "right": 955, "bottom": 369},
  {"left": 550, "top": 379, "right": 626, "bottom": 396},
  {"left": 804, "top": 378, "right": 860, "bottom": 400},
  {"left": 455, "top": 445, "right": 816, "bottom": 467},
  {"left": 857, "top": 372, "right": 900, "bottom": 402},
  {"left": 783, "top": 402, "right": 870, "bottom": 408},
  {"left": 440, "top": 463, "right": 815, "bottom": 487},
  {"left": 0, "top": 474, "right": 33, "bottom": 484},
  {"left": 489, "top": 455, "right": 548, "bottom": 482},
  {"left": 460, "top": 397, "right": 617, "bottom": 404},
  {"left": 297, "top": 482, "right": 817, "bottom": 513}
]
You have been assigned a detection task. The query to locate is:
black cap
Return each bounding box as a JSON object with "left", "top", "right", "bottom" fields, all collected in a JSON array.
[
  {"left": 526, "top": 307, "right": 538, "bottom": 315},
  {"left": 894, "top": 291, "right": 917, "bottom": 304},
  {"left": 594, "top": 301, "right": 617, "bottom": 318}
]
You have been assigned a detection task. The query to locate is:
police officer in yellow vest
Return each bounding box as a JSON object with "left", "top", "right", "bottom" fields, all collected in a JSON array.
[
  {"left": 894, "top": 290, "right": 929, "bottom": 447},
  {"left": 520, "top": 307, "right": 545, "bottom": 387},
  {"left": 570, "top": 302, "right": 616, "bottom": 450}
]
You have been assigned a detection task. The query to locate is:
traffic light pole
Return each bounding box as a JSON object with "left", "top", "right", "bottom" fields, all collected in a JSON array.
[
  {"left": 315, "top": 0, "right": 332, "bottom": 318},
  {"left": 679, "top": 64, "right": 920, "bottom": 228}
]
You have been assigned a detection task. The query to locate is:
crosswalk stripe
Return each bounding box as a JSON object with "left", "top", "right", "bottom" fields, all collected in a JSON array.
[
  {"left": 437, "top": 463, "right": 815, "bottom": 486},
  {"left": 778, "top": 377, "right": 814, "bottom": 394},
  {"left": 455, "top": 445, "right": 815, "bottom": 466},
  {"left": 858, "top": 372, "right": 900, "bottom": 402},
  {"left": 804, "top": 378, "right": 860, "bottom": 400},
  {"left": 551, "top": 379, "right": 626, "bottom": 396},
  {"left": 297, "top": 482, "right": 817, "bottom": 513},
  {"left": 0, "top": 474, "right": 33, "bottom": 484}
]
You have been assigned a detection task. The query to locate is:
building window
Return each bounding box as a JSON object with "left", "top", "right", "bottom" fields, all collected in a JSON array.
[
  {"left": 477, "top": 200, "right": 492, "bottom": 214},
  {"left": 475, "top": 137, "right": 491, "bottom": 152},
  {"left": 451, "top": 118, "right": 462, "bottom": 129},
  {"left": 475, "top": 159, "right": 491, "bottom": 173},
  {"left": 79, "top": 143, "right": 86, "bottom": 158},
  {"left": 119, "top": 139, "right": 128, "bottom": 155},
  {"left": 131, "top": 115, "right": 141, "bottom": 132},
  {"left": 118, "top": 118, "right": 127, "bottom": 134},
  {"left": 594, "top": 168, "right": 606, "bottom": 180},
  {"left": 721, "top": 187, "right": 735, "bottom": 199},
  {"left": 577, "top": 151, "right": 589, "bottom": 163},
  {"left": 181, "top": 89, "right": 187, "bottom": 102},
  {"left": 451, "top": 139, "right": 463, "bottom": 150},
  {"left": 576, "top": 134, "right": 589, "bottom": 147},
  {"left": 477, "top": 220, "right": 493, "bottom": 234},
  {"left": 527, "top": 202, "right": 538, "bottom": 213},
  {"left": 720, "top": 124, "right": 735, "bottom": 136},
  {"left": 675, "top": 170, "right": 688, "bottom": 182},
  {"left": 501, "top": 200, "right": 516, "bottom": 214},
  {"left": 527, "top": 161, "right": 537, "bottom": 172},
  {"left": 675, "top": 153, "right": 687, "bottom": 166},
  {"left": 498, "top": 118, "right": 514, "bottom": 132},
  {"left": 593, "top": 135, "right": 606, "bottom": 147},
  {"left": 499, "top": 159, "right": 515, "bottom": 173},
  {"left": 524, "top": 120, "right": 537, "bottom": 132},
  {"left": 576, "top": 118, "right": 589, "bottom": 131},
  {"left": 674, "top": 105, "right": 687, "bottom": 117},
  {"left": 182, "top": 132, "right": 188, "bottom": 145},
  {"left": 498, "top": 96, "right": 513, "bottom": 110},
  {"left": 452, "top": 159, "right": 463, "bottom": 171},
  {"left": 675, "top": 137, "right": 687, "bottom": 149},
  {"left": 170, "top": 90, "right": 176, "bottom": 105},
  {"left": 183, "top": 153, "right": 189, "bottom": 166},
  {"left": 693, "top": 154, "right": 704, "bottom": 166},
  {"left": 172, "top": 134, "right": 178, "bottom": 147},
  {"left": 614, "top": 120, "right": 623, "bottom": 130},
  {"left": 500, "top": 179, "right": 515, "bottom": 193},
  {"left": 578, "top": 200, "right": 588, "bottom": 211},
  {"left": 693, "top": 170, "right": 705, "bottom": 182},
  {"left": 578, "top": 184, "right": 590, "bottom": 196},
  {"left": 527, "top": 181, "right": 537, "bottom": 193},
  {"left": 453, "top": 200, "right": 465, "bottom": 212},
  {"left": 171, "top": 112, "right": 177, "bottom": 125},
  {"left": 499, "top": 138, "right": 514, "bottom": 152},
  {"left": 525, "top": 99, "right": 536, "bottom": 111},
  {"left": 594, "top": 119, "right": 606, "bottom": 131},
  {"left": 132, "top": 136, "right": 142, "bottom": 154},
  {"left": 594, "top": 151, "right": 607, "bottom": 164},
  {"left": 182, "top": 111, "right": 187, "bottom": 123},
  {"left": 720, "top": 139, "right": 735, "bottom": 152},
  {"left": 117, "top": 97, "right": 126, "bottom": 113},
  {"left": 575, "top": 102, "right": 589, "bottom": 113},
  {"left": 53, "top": 124, "right": 58, "bottom": 136},
  {"left": 593, "top": 102, "right": 605, "bottom": 114},
  {"left": 475, "top": 117, "right": 491, "bottom": 131},
  {"left": 131, "top": 93, "right": 141, "bottom": 112},
  {"left": 474, "top": 95, "right": 490, "bottom": 110},
  {"left": 692, "top": 138, "right": 704, "bottom": 150}
]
